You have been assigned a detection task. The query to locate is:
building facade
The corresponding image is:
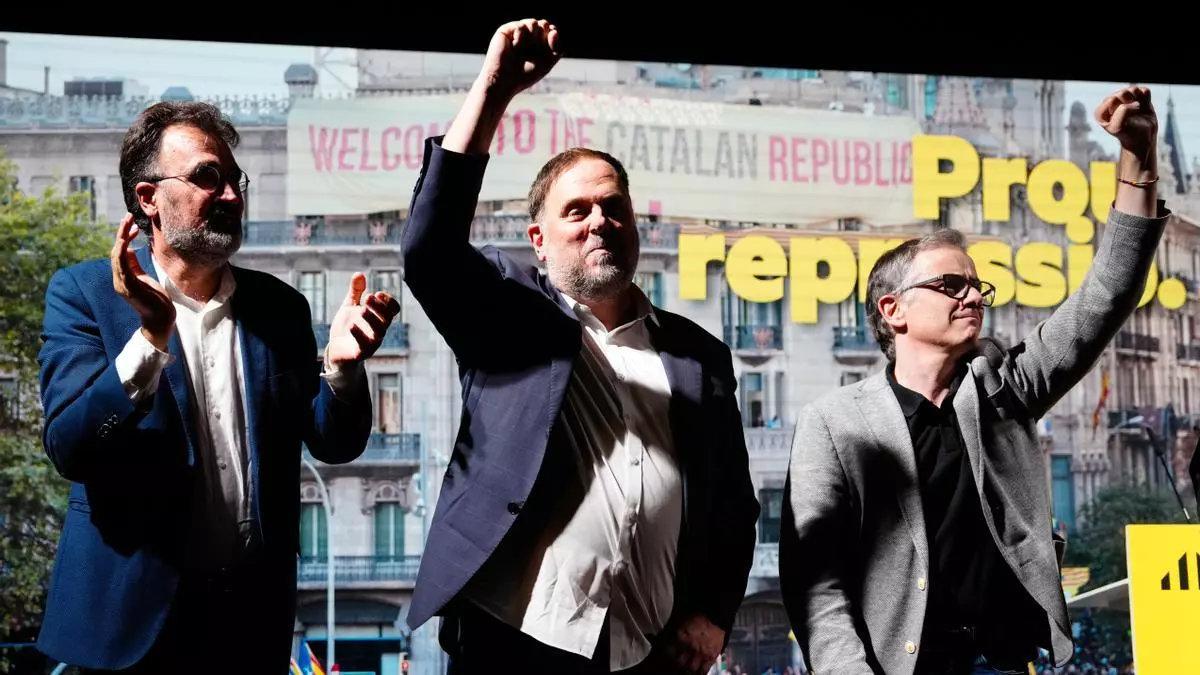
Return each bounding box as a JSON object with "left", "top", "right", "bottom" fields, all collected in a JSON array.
[{"left": 4, "top": 43, "right": 1199, "bottom": 673}]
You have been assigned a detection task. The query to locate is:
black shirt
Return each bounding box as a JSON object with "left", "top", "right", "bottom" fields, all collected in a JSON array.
[{"left": 886, "top": 364, "right": 1044, "bottom": 662}]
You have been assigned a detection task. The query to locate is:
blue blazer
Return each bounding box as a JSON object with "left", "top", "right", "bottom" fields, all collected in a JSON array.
[
  {"left": 402, "top": 138, "right": 760, "bottom": 637},
  {"left": 36, "top": 245, "right": 372, "bottom": 670}
]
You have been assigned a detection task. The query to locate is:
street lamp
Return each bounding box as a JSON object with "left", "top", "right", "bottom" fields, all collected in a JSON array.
[{"left": 303, "top": 456, "right": 336, "bottom": 669}]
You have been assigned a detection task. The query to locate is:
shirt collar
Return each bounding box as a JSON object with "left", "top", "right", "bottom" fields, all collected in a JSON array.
[
  {"left": 560, "top": 284, "right": 660, "bottom": 332},
  {"left": 886, "top": 361, "right": 966, "bottom": 418},
  {"left": 150, "top": 252, "right": 237, "bottom": 313}
]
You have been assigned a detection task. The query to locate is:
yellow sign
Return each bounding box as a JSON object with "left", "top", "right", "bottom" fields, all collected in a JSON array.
[
  {"left": 679, "top": 134, "right": 1188, "bottom": 322},
  {"left": 1127, "top": 524, "right": 1200, "bottom": 675}
]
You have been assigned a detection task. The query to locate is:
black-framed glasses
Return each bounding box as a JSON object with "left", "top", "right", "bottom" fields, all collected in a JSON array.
[
  {"left": 147, "top": 164, "right": 249, "bottom": 195},
  {"left": 897, "top": 273, "right": 996, "bottom": 307}
]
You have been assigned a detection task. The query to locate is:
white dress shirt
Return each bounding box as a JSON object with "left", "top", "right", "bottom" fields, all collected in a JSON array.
[
  {"left": 465, "top": 287, "right": 683, "bottom": 670},
  {"left": 114, "top": 253, "right": 361, "bottom": 568}
]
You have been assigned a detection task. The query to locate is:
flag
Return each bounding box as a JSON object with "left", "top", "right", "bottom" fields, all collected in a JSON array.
[
  {"left": 1092, "top": 368, "right": 1111, "bottom": 436},
  {"left": 290, "top": 658, "right": 303, "bottom": 675},
  {"left": 296, "top": 641, "right": 326, "bottom": 675}
]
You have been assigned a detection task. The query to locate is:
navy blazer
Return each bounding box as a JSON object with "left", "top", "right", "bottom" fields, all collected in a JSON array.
[
  {"left": 36, "top": 245, "right": 372, "bottom": 670},
  {"left": 402, "top": 138, "right": 760, "bottom": 637}
]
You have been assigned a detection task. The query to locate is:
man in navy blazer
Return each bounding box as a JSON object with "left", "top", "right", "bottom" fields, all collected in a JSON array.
[
  {"left": 402, "top": 20, "right": 759, "bottom": 674},
  {"left": 37, "top": 101, "right": 400, "bottom": 673}
]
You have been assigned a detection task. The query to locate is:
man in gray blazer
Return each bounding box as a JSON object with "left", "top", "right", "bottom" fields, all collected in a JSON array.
[{"left": 780, "top": 86, "right": 1167, "bottom": 674}]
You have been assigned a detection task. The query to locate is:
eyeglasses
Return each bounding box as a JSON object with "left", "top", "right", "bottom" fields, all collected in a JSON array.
[
  {"left": 897, "top": 273, "right": 996, "bottom": 307},
  {"left": 146, "top": 164, "right": 249, "bottom": 195}
]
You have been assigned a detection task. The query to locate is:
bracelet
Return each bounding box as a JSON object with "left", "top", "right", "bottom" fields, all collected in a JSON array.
[{"left": 1118, "top": 176, "right": 1158, "bottom": 188}]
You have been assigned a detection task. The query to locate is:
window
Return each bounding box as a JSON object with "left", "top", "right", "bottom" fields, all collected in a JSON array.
[
  {"left": 1050, "top": 456, "right": 1075, "bottom": 533},
  {"left": 742, "top": 372, "right": 765, "bottom": 427},
  {"left": 837, "top": 295, "right": 867, "bottom": 328},
  {"left": 376, "top": 374, "right": 402, "bottom": 433},
  {"left": 885, "top": 74, "right": 908, "bottom": 110},
  {"left": 634, "top": 271, "right": 664, "bottom": 307},
  {"left": 299, "top": 502, "right": 327, "bottom": 560},
  {"left": 758, "top": 488, "right": 783, "bottom": 543},
  {"left": 374, "top": 501, "right": 406, "bottom": 559},
  {"left": 298, "top": 272, "right": 326, "bottom": 323},
  {"left": 105, "top": 175, "right": 124, "bottom": 222},
  {"left": 723, "top": 285, "right": 783, "bottom": 351},
  {"left": 30, "top": 176, "right": 54, "bottom": 196},
  {"left": 372, "top": 269, "right": 403, "bottom": 300},
  {"left": 69, "top": 175, "right": 96, "bottom": 220},
  {"left": 774, "top": 372, "right": 786, "bottom": 423},
  {"left": 924, "top": 76, "right": 940, "bottom": 120}
]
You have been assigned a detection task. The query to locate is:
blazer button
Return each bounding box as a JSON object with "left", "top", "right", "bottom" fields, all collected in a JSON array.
[
  {"left": 917, "top": 577, "right": 927, "bottom": 591},
  {"left": 507, "top": 501, "right": 523, "bottom": 515},
  {"left": 98, "top": 424, "right": 111, "bottom": 439},
  {"left": 905, "top": 641, "right": 916, "bottom": 654}
]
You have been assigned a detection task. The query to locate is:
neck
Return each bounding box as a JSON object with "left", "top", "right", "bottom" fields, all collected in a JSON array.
[
  {"left": 892, "top": 347, "right": 964, "bottom": 407},
  {"left": 151, "top": 238, "right": 226, "bottom": 304},
  {"left": 580, "top": 287, "right": 635, "bottom": 331}
]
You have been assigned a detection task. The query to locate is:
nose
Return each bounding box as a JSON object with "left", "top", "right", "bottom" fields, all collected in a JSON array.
[
  {"left": 217, "top": 179, "right": 244, "bottom": 217},
  {"left": 585, "top": 203, "right": 612, "bottom": 234},
  {"left": 961, "top": 284, "right": 984, "bottom": 309}
]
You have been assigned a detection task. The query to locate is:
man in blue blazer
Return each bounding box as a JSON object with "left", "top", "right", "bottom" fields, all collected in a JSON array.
[
  {"left": 402, "top": 20, "right": 759, "bottom": 674},
  {"left": 37, "top": 101, "right": 400, "bottom": 673}
]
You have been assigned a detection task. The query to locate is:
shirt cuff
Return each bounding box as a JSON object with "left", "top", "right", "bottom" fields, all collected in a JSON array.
[
  {"left": 322, "top": 347, "right": 366, "bottom": 400},
  {"left": 114, "top": 328, "right": 173, "bottom": 403}
]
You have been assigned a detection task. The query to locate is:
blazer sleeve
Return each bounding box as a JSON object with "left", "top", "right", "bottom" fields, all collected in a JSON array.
[
  {"left": 39, "top": 268, "right": 141, "bottom": 482},
  {"left": 780, "top": 403, "right": 875, "bottom": 674},
  {"left": 1002, "top": 202, "right": 1169, "bottom": 419}
]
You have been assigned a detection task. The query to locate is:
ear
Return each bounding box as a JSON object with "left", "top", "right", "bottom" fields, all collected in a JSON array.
[
  {"left": 527, "top": 222, "right": 547, "bottom": 262},
  {"left": 134, "top": 181, "right": 159, "bottom": 222},
  {"left": 879, "top": 293, "right": 906, "bottom": 333}
]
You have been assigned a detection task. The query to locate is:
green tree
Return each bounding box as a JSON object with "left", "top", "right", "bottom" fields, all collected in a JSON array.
[
  {"left": 0, "top": 148, "right": 110, "bottom": 672},
  {"left": 1065, "top": 482, "right": 1188, "bottom": 591}
]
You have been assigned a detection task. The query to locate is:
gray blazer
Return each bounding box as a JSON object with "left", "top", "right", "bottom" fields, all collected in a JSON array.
[{"left": 780, "top": 204, "right": 1169, "bottom": 674}]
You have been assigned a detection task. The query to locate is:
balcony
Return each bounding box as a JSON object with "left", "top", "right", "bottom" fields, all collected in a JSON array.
[
  {"left": 723, "top": 324, "right": 783, "bottom": 357},
  {"left": 1107, "top": 408, "right": 1144, "bottom": 429},
  {"left": 242, "top": 220, "right": 402, "bottom": 248},
  {"left": 297, "top": 555, "right": 420, "bottom": 587},
  {"left": 313, "top": 323, "right": 408, "bottom": 354},
  {"left": 1178, "top": 343, "right": 1200, "bottom": 364},
  {"left": 832, "top": 325, "right": 879, "bottom": 365},
  {"left": 304, "top": 432, "right": 421, "bottom": 465},
  {"left": 1107, "top": 407, "right": 1179, "bottom": 433},
  {"left": 1114, "top": 331, "right": 1159, "bottom": 357},
  {"left": 744, "top": 426, "right": 794, "bottom": 459},
  {"left": 0, "top": 94, "right": 289, "bottom": 130},
  {"left": 361, "top": 432, "right": 421, "bottom": 462}
]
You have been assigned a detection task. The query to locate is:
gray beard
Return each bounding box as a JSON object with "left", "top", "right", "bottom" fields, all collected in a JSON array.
[
  {"left": 161, "top": 220, "right": 242, "bottom": 265},
  {"left": 547, "top": 254, "right": 634, "bottom": 302}
]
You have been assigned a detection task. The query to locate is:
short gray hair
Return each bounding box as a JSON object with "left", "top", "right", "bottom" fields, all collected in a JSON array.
[{"left": 866, "top": 228, "right": 969, "bottom": 361}]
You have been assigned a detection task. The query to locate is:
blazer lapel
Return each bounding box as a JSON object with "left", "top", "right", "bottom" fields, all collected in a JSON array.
[
  {"left": 230, "top": 269, "right": 270, "bottom": 529},
  {"left": 856, "top": 374, "right": 929, "bottom": 568},
  {"left": 138, "top": 246, "right": 199, "bottom": 467}
]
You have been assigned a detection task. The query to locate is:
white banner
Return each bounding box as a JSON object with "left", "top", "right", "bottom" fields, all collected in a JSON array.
[{"left": 287, "top": 93, "right": 920, "bottom": 224}]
